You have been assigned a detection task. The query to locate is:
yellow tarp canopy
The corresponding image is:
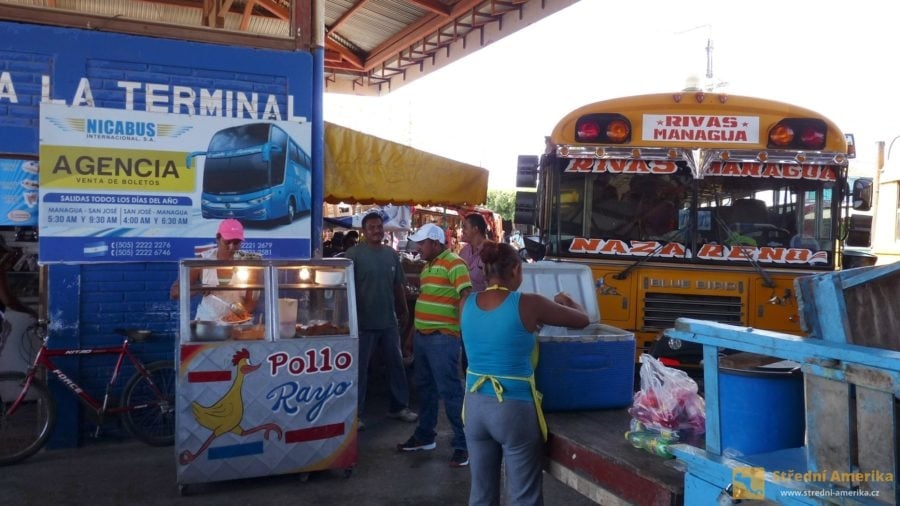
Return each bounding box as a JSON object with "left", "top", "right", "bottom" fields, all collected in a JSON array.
[{"left": 324, "top": 121, "right": 488, "bottom": 206}]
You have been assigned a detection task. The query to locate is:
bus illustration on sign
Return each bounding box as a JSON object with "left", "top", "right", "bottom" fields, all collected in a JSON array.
[
  {"left": 514, "top": 92, "right": 871, "bottom": 368},
  {"left": 187, "top": 123, "right": 312, "bottom": 224}
]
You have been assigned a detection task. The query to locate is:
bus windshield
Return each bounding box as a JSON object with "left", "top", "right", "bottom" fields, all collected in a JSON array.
[
  {"left": 201, "top": 123, "right": 284, "bottom": 194},
  {"left": 552, "top": 161, "right": 836, "bottom": 266},
  {"left": 203, "top": 152, "right": 270, "bottom": 193}
]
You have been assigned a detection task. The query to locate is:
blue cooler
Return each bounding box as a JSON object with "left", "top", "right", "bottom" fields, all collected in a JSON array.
[{"left": 521, "top": 262, "right": 635, "bottom": 412}]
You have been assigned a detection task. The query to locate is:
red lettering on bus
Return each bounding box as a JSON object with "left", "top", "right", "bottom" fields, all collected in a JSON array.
[
  {"left": 569, "top": 237, "right": 602, "bottom": 253},
  {"left": 651, "top": 161, "right": 677, "bottom": 174},
  {"left": 784, "top": 249, "right": 809, "bottom": 263},
  {"left": 698, "top": 244, "right": 725, "bottom": 258},
  {"left": 762, "top": 164, "right": 780, "bottom": 177},
  {"left": 599, "top": 239, "right": 629, "bottom": 254},
  {"left": 571, "top": 159, "right": 593, "bottom": 172},
  {"left": 728, "top": 246, "right": 755, "bottom": 260},
  {"left": 757, "top": 247, "right": 784, "bottom": 262},
  {"left": 721, "top": 162, "right": 741, "bottom": 176},
  {"left": 630, "top": 241, "right": 658, "bottom": 254},
  {"left": 607, "top": 159, "right": 627, "bottom": 173},
  {"left": 740, "top": 163, "right": 762, "bottom": 177},
  {"left": 660, "top": 242, "right": 687, "bottom": 257},
  {"left": 782, "top": 165, "right": 801, "bottom": 178}
]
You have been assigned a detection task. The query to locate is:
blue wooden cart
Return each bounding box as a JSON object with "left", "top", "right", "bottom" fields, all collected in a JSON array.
[{"left": 665, "top": 262, "right": 900, "bottom": 504}]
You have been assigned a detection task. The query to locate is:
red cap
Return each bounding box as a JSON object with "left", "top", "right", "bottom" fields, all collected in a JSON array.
[{"left": 217, "top": 219, "right": 244, "bottom": 241}]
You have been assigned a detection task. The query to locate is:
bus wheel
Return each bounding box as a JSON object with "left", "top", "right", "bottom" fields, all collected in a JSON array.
[{"left": 283, "top": 199, "right": 296, "bottom": 225}]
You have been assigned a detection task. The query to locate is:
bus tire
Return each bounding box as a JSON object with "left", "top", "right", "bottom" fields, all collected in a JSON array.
[{"left": 282, "top": 199, "right": 296, "bottom": 225}]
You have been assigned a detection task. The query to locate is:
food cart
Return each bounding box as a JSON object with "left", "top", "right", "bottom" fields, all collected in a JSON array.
[{"left": 175, "top": 258, "right": 358, "bottom": 493}]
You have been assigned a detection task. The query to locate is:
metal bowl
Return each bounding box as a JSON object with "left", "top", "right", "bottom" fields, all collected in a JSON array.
[
  {"left": 193, "top": 320, "right": 257, "bottom": 341},
  {"left": 193, "top": 320, "right": 231, "bottom": 341}
]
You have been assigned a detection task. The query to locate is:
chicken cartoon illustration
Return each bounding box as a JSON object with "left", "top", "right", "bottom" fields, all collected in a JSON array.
[{"left": 179, "top": 348, "right": 283, "bottom": 465}]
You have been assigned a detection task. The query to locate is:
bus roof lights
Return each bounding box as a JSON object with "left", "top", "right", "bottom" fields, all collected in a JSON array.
[
  {"left": 631, "top": 148, "right": 641, "bottom": 158},
  {"left": 575, "top": 114, "right": 631, "bottom": 144},
  {"left": 768, "top": 119, "right": 827, "bottom": 150},
  {"left": 796, "top": 153, "right": 807, "bottom": 163},
  {"left": 769, "top": 123, "right": 795, "bottom": 147},
  {"left": 799, "top": 126, "right": 826, "bottom": 150},
  {"left": 576, "top": 119, "right": 602, "bottom": 142},
  {"left": 757, "top": 152, "right": 769, "bottom": 162},
  {"left": 606, "top": 119, "right": 630, "bottom": 143},
  {"left": 667, "top": 149, "right": 679, "bottom": 159},
  {"left": 720, "top": 151, "right": 731, "bottom": 161},
  {"left": 595, "top": 147, "right": 606, "bottom": 157}
]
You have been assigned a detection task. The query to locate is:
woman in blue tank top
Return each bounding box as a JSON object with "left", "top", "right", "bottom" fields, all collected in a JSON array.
[{"left": 460, "top": 241, "right": 589, "bottom": 506}]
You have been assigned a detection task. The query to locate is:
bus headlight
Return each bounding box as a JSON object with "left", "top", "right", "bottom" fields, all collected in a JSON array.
[{"left": 248, "top": 194, "right": 273, "bottom": 205}]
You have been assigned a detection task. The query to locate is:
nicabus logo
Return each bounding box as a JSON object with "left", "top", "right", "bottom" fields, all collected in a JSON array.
[
  {"left": 86, "top": 119, "right": 156, "bottom": 137},
  {"left": 45, "top": 116, "right": 192, "bottom": 141}
]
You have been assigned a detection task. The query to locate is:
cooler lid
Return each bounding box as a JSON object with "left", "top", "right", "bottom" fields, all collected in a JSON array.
[{"left": 520, "top": 261, "right": 600, "bottom": 323}]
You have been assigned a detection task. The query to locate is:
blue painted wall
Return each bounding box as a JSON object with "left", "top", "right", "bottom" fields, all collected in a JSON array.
[{"left": 0, "top": 20, "right": 319, "bottom": 447}]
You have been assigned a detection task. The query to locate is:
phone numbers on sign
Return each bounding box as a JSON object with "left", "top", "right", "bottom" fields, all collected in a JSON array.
[
  {"left": 245, "top": 241, "right": 273, "bottom": 256},
  {"left": 109, "top": 240, "right": 172, "bottom": 258}
]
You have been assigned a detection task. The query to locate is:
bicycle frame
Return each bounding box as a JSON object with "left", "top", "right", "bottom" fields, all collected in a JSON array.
[{"left": 8, "top": 337, "right": 155, "bottom": 419}]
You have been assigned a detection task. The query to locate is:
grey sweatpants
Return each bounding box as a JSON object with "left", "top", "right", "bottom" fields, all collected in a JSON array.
[{"left": 463, "top": 392, "right": 544, "bottom": 506}]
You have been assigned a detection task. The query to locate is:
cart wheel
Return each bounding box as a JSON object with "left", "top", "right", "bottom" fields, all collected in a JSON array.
[
  {"left": 343, "top": 467, "right": 354, "bottom": 479},
  {"left": 299, "top": 472, "right": 311, "bottom": 483}
]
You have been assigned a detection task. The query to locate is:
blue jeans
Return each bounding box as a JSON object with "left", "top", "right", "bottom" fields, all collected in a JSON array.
[
  {"left": 412, "top": 331, "right": 466, "bottom": 450},
  {"left": 358, "top": 327, "right": 410, "bottom": 415}
]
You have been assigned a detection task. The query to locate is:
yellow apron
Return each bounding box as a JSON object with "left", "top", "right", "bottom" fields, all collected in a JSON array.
[{"left": 463, "top": 364, "right": 547, "bottom": 442}]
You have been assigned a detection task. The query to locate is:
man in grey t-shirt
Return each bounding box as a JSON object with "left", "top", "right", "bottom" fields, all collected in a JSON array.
[{"left": 345, "top": 211, "right": 418, "bottom": 429}]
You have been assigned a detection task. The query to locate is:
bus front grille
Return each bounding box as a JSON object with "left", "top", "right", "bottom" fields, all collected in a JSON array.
[{"left": 641, "top": 293, "right": 743, "bottom": 331}]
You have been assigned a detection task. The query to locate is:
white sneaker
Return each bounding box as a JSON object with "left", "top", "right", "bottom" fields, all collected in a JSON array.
[{"left": 387, "top": 408, "right": 418, "bottom": 423}]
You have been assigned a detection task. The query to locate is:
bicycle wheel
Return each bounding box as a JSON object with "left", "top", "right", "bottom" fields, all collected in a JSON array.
[
  {"left": 121, "top": 361, "right": 175, "bottom": 447},
  {"left": 0, "top": 372, "right": 56, "bottom": 466}
]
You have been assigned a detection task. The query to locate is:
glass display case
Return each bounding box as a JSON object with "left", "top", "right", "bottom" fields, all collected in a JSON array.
[
  {"left": 175, "top": 258, "right": 359, "bottom": 488},
  {"left": 177, "top": 258, "right": 357, "bottom": 343}
]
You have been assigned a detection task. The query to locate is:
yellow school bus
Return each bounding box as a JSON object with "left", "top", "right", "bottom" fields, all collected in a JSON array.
[{"left": 515, "top": 92, "right": 865, "bottom": 366}]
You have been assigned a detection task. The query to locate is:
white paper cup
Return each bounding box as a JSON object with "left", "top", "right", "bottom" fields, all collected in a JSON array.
[{"left": 278, "top": 298, "right": 298, "bottom": 338}]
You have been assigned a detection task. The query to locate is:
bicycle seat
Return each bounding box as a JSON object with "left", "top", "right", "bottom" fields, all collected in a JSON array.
[{"left": 115, "top": 328, "right": 152, "bottom": 342}]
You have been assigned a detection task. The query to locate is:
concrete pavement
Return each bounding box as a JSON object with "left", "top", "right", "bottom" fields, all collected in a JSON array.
[{"left": 1, "top": 392, "right": 599, "bottom": 506}]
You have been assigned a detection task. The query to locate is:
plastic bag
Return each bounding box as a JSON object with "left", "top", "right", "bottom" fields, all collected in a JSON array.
[{"left": 628, "top": 354, "right": 706, "bottom": 435}]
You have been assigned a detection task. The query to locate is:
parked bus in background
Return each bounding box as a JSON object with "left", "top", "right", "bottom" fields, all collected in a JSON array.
[
  {"left": 515, "top": 92, "right": 871, "bottom": 368},
  {"left": 187, "top": 123, "right": 312, "bottom": 225}
]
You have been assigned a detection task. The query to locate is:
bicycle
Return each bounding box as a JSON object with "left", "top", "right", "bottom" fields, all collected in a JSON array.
[{"left": 0, "top": 323, "right": 176, "bottom": 466}]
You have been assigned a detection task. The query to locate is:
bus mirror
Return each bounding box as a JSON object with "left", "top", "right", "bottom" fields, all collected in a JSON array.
[
  {"left": 521, "top": 236, "right": 546, "bottom": 262},
  {"left": 261, "top": 143, "right": 283, "bottom": 163},
  {"left": 515, "top": 191, "right": 537, "bottom": 226},
  {"left": 185, "top": 151, "right": 204, "bottom": 169},
  {"left": 516, "top": 155, "right": 539, "bottom": 188},
  {"left": 852, "top": 177, "right": 873, "bottom": 211},
  {"left": 846, "top": 213, "right": 873, "bottom": 247}
]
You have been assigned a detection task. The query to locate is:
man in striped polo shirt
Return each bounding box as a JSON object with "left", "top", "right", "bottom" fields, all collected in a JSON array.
[{"left": 397, "top": 223, "right": 472, "bottom": 468}]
